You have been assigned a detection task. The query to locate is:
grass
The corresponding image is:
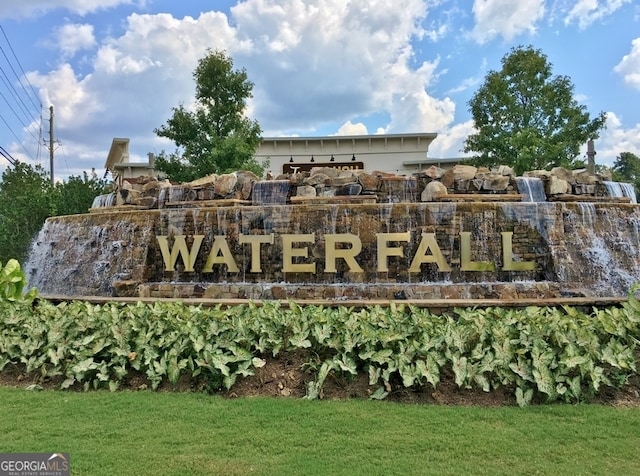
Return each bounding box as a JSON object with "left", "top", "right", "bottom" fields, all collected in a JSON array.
[{"left": 1, "top": 387, "right": 639, "bottom": 475}]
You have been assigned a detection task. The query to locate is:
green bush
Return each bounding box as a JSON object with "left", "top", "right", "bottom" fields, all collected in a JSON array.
[{"left": 0, "top": 272, "right": 638, "bottom": 405}]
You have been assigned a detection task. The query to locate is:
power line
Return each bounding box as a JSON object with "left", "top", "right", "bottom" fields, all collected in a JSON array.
[
  {"left": 0, "top": 24, "right": 43, "bottom": 161},
  {"left": 0, "top": 111, "right": 35, "bottom": 160},
  {"left": 0, "top": 89, "right": 40, "bottom": 143},
  {"left": 0, "top": 66, "right": 38, "bottom": 125},
  {"left": 0, "top": 26, "right": 41, "bottom": 110},
  {"left": 0, "top": 26, "right": 41, "bottom": 113},
  {"left": 0, "top": 146, "right": 17, "bottom": 166}
]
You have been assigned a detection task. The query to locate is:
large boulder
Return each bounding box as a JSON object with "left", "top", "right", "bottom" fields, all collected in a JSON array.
[
  {"left": 494, "top": 165, "right": 515, "bottom": 176},
  {"left": 421, "top": 181, "right": 447, "bottom": 202},
  {"left": 336, "top": 183, "right": 363, "bottom": 196},
  {"left": 330, "top": 176, "right": 359, "bottom": 186},
  {"left": 296, "top": 185, "right": 317, "bottom": 197},
  {"left": 550, "top": 167, "right": 574, "bottom": 184},
  {"left": 304, "top": 173, "right": 331, "bottom": 186},
  {"left": 188, "top": 173, "right": 217, "bottom": 188},
  {"left": 236, "top": 171, "right": 260, "bottom": 200},
  {"left": 441, "top": 165, "right": 477, "bottom": 189},
  {"left": 451, "top": 164, "right": 478, "bottom": 180},
  {"left": 116, "top": 188, "right": 141, "bottom": 205},
  {"left": 482, "top": 174, "right": 511, "bottom": 192},
  {"left": 142, "top": 179, "right": 171, "bottom": 196},
  {"left": 423, "top": 165, "right": 445, "bottom": 180},
  {"left": 573, "top": 169, "right": 597, "bottom": 185},
  {"left": 357, "top": 172, "right": 380, "bottom": 192},
  {"left": 214, "top": 173, "right": 238, "bottom": 197},
  {"left": 546, "top": 176, "right": 570, "bottom": 195},
  {"left": 309, "top": 166, "right": 340, "bottom": 178}
]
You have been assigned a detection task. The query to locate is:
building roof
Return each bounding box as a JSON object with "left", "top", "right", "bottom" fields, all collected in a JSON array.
[{"left": 105, "top": 137, "right": 130, "bottom": 171}]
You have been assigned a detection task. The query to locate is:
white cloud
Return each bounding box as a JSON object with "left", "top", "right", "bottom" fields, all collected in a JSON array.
[
  {"left": 427, "top": 120, "right": 475, "bottom": 158},
  {"left": 6, "top": 1, "right": 469, "bottom": 175},
  {"left": 564, "top": 0, "right": 631, "bottom": 30},
  {"left": 22, "top": 10, "right": 243, "bottom": 174},
  {"left": 231, "top": 0, "right": 442, "bottom": 133},
  {"left": 446, "top": 74, "right": 482, "bottom": 95},
  {"left": 336, "top": 121, "right": 369, "bottom": 136},
  {"left": 52, "top": 24, "right": 96, "bottom": 58},
  {"left": 470, "top": 0, "right": 545, "bottom": 44},
  {"left": 29, "top": 63, "right": 101, "bottom": 126},
  {"left": 0, "top": 0, "right": 141, "bottom": 18},
  {"left": 595, "top": 112, "right": 640, "bottom": 166},
  {"left": 614, "top": 37, "right": 640, "bottom": 90}
]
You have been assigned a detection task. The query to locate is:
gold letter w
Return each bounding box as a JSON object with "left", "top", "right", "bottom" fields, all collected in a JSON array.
[{"left": 156, "top": 235, "right": 204, "bottom": 272}]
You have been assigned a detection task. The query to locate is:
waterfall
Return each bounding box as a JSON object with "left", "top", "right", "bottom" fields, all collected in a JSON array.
[
  {"left": 252, "top": 180, "right": 290, "bottom": 205},
  {"left": 91, "top": 192, "right": 117, "bottom": 208},
  {"left": 577, "top": 202, "right": 597, "bottom": 227},
  {"left": 157, "top": 187, "right": 168, "bottom": 209},
  {"left": 515, "top": 177, "right": 546, "bottom": 202},
  {"left": 603, "top": 181, "right": 637, "bottom": 204}
]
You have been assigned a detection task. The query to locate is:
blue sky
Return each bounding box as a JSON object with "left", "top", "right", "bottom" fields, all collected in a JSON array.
[{"left": 0, "top": 0, "right": 639, "bottom": 180}]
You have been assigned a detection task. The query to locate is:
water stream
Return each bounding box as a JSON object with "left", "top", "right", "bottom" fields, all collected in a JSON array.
[
  {"left": 25, "top": 181, "right": 640, "bottom": 300},
  {"left": 515, "top": 177, "right": 547, "bottom": 202},
  {"left": 603, "top": 181, "right": 637, "bottom": 203}
]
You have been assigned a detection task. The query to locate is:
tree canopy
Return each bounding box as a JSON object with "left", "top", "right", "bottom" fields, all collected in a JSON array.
[
  {"left": 154, "top": 50, "right": 264, "bottom": 182},
  {"left": 464, "top": 46, "right": 606, "bottom": 175},
  {"left": 0, "top": 164, "right": 108, "bottom": 264},
  {"left": 611, "top": 151, "right": 640, "bottom": 194}
]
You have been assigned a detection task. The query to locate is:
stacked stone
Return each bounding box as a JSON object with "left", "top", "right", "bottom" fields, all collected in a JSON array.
[
  {"left": 523, "top": 167, "right": 613, "bottom": 198},
  {"left": 92, "top": 164, "right": 620, "bottom": 211},
  {"left": 418, "top": 164, "right": 614, "bottom": 202}
]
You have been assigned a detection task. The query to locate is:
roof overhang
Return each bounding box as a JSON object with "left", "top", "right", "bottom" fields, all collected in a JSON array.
[{"left": 105, "top": 137, "right": 130, "bottom": 171}]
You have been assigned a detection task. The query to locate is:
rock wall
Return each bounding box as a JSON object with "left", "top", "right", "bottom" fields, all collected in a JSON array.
[
  {"left": 26, "top": 201, "right": 640, "bottom": 300},
  {"left": 94, "top": 164, "right": 630, "bottom": 210}
]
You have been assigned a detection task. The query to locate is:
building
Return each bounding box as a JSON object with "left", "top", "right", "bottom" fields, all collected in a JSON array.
[
  {"left": 105, "top": 138, "right": 156, "bottom": 187},
  {"left": 105, "top": 132, "right": 464, "bottom": 182},
  {"left": 255, "top": 132, "right": 439, "bottom": 175}
]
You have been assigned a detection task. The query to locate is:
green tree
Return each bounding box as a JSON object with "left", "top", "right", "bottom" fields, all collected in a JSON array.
[
  {"left": 0, "top": 163, "right": 53, "bottom": 263},
  {"left": 52, "top": 169, "right": 109, "bottom": 216},
  {"left": 0, "top": 164, "right": 109, "bottom": 263},
  {"left": 154, "top": 49, "right": 264, "bottom": 182},
  {"left": 611, "top": 151, "right": 640, "bottom": 193},
  {"left": 464, "top": 46, "right": 606, "bottom": 175}
]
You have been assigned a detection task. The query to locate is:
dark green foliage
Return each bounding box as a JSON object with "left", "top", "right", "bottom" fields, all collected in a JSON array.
[
  {"left": 0, "top": 163, "right": 53, "bottom": 263},
  {"left": 154, "top": 50, "right": 264, "bottom": 182},
  {"left": 464, "top": 46, "right": 606, "bottom": 175},
  {"left": 1, "top": 277, "right": 639, "bottom": 406},
  {"left": 612, "top": 151, "right": 640, "bottom": 195},
  {"left": 52, "top": 170, "right": 109, "bottom": 216},
  {"left": 0, "top": 164, "right": 108, "bottom": 263}
]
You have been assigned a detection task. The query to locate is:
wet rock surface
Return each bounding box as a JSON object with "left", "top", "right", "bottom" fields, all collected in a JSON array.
[{"left": 90, "top": 165, "right": 636, "bottom": 211}]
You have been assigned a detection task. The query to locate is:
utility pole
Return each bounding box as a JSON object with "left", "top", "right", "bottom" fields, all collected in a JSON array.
[
  {"left": 49, "top": 105, "right": 54, "bottom": 185},
  {"left": 586, "top": 139, "right": 596, "bottom": 175}
]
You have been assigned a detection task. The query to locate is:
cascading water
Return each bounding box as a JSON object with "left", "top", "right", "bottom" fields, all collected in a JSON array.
[
  {"left": 25, "top": 200, "right": 640, "bottom": 300},
  {"left": 157, "top": 187, "right": 168, "bottom": 209},
  {"left": 515, "top": 177, "right": 547, "bottom": 202},
  {"left": 24, "top": 165, "right": 640, "bottom": 301},
  {"left": 378, "top": 176, "right": 417, "bottom": 203},
  {"left": 577, "top": 202, "right": 597, "bottom": 227},
  {"left": 91, "top": 192, "right": 117, "bottom": 208},
  {"left": 603, "top": 181, "right": 637, "bottom": 204},
  {"left": 252, "top": 180, "right": 290, "bottom": 205}
]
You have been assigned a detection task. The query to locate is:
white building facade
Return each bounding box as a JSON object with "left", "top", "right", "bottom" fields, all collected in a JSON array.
[
  {"left": 255, "top": 132, "right": 439, "bottom": 175},
  {"left": 106, "top": 132, "right": 457, "bottom": 182}
]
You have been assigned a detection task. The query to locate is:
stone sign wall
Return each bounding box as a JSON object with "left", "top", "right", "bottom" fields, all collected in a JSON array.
[{"left": 26, "top": 201, "right": 640, "bottom": 301}]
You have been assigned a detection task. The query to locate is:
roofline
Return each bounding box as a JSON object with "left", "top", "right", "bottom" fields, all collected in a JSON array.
[
  {"left": 261, "top": 132, "right": 438, "bottom": 142},
  {"left": 105, "top": 137, "right": 130, "bottom": 170}
]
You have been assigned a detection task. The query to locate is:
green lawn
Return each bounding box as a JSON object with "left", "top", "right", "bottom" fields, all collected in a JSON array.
[{"left": 1, "top": 387, "right": 638, "bottom": 475}]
